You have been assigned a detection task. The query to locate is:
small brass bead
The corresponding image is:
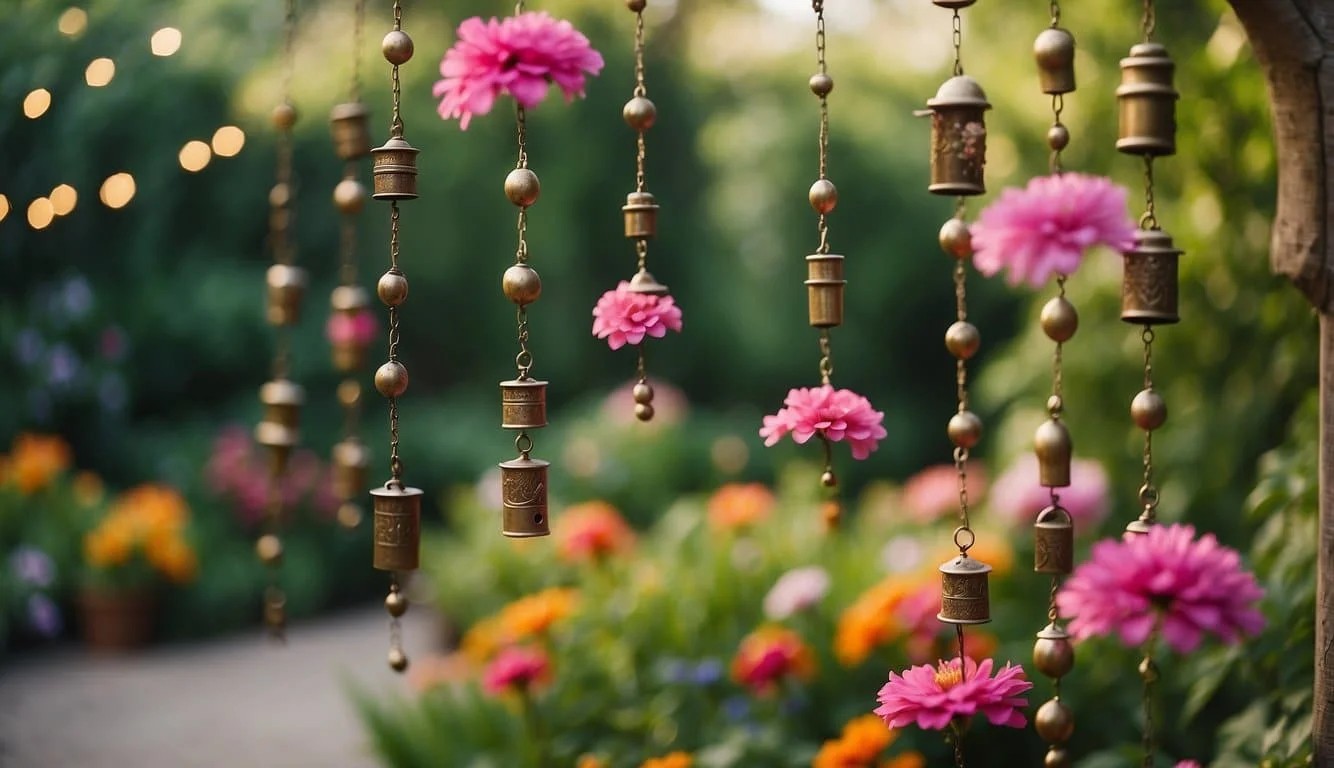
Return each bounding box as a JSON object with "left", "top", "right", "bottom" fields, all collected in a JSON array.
[
  {"left": 1130, "top": 388, "right": 1167, "bottom": 430},
  {"left": 502, "top": 264, "right": 543, "bottom": 306},
  {"left": 336, "top": 502, "right": 363, "bottom": 530},
  {"left": 1047, "top": 394, "right": 1064, "bottom": 415},
  {"left": 809, "top": 73, "right": 834, "bottom": 97},
  {"left": 1048, "top": 123, "right": 1070, "bottom": 151},
  {"left": 948, "top": 410, "right": 983, "bottom": 449},
  {"left": 1044, "top": 747, "right": 1072, "bottom": 768},
  {"left": 387, "top": 647, "right": 409, "bottom": 672},
  {"left": 333, "top": 178, "right": 367, "bottom": 215},
  {"left": 945, "top": 321, "right": 980, "bottom": 360},
  {"left": 377, "top": 271, "right": 409, "bottom": 307},
  {"left": 1034, "top": 698, "right": 1075, "bottom": 744},
  {"left": 808, "top": 179, "right": 838, "bottom": 215},
  {"left": 385, "top": 590, "right": 408, "bottom": 618},
  {"left": 271, "top": 102, "right": 297, "bottom": 131},
  {"left": 382, "top": 30, "right": 414, "bottom": 65},
  {"left": 504, "top": 168, "right": 541, "bottom": 207},
  {"left": 337, "top": 379, "right": 362, "bottom": 408},
  {"left": 626, "top": 0, "right": 647, "bottom": 11},
  {"left": 1138, "top": 656, "right": 1159, "bottom": 682},
  {"left": 256, "top": 534, "right": 283, "bottom": 565},
  {"left": 632, "top": 382, "right": 654, "bottom": 404},
  {"left": 375, "top": 361, "right": 409, "bottom": 398},
  {"left": 622, "top": 96, "right": 657, "bottom": 132},
  {"left": 821, "top": 470, "right": 837, "bottom": 488},
  {"left": 939, "top": 218, "right": 972, "bottom": 259},
  {"left": 1033, "top": 635, "right": 1075, "bottom": 678},
  {"left": 1040, "top": 296, "right": 1079, "bottom": 342},
  {"left": 269, "top": 183, "right": 292, "bottom": 209},
  {"left": 634, "top": 402, "right": 655, "bottom": 422}
]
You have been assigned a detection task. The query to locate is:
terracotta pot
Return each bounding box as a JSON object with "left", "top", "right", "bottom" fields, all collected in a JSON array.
[{"left": 78, "top": 588, "right": 156, "bottom": 652}]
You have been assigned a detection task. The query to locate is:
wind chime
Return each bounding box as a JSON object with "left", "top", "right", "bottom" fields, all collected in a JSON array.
[
  {"left": 328, "top": 0, "right": 374, "bottom": 532},
  {"left": 369, "top": 0, "right": 422, "bottom": 674},
  {"left": 1116, "top": 0, "right": 1181, "bottom": 761},
  {"left": 253, "top": 0, "right": 304, "bottom": 642}
]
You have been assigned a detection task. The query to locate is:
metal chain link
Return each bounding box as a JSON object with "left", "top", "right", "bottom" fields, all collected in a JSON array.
[
  {"left": 1049, "top": 93, "right": 1065, "bottom": 175},
  {"left": 951, "top": 10, "right": 963, "bottom": 76},
  {"left": 1141, "top": 0, "right": 1156, "bottom": 42},
  {"left": 814, "top": 3, "right": 831, "bottom": 257},
  {"left": 1050, "top": 0, "right": 1061, "bottom": 27},
  {"left": 953, "top": 234, "right": 974, "bottom": 547},
  {"left": 351, "top": 0, "right": 366, "bottom": 102},
  {"left": 387, "top": 203, "right": 404, "bottom": 485},
  {"left": 1139, "top": 326, "right": 1159, "bottom": 522},
  {"left": 818, "top": 330, "right": 833, "bottom": 385},
  {"left": 1141, "top": 156, "right": 1158, "bottom": 229},
  {"left": 389, "top": 0, "right": 404, "bottom": 137}
]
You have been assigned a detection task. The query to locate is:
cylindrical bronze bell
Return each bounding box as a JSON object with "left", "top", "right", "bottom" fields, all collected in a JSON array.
[
  {"left": 623, "top": 191, "right": 659, "bottom": 239},
  {"left": 1034, "top": 418, "right": 1072, "bottom": 487},
  {"left": 500, "top": 379, "right": 549, "bottom": 430},
  {"left": 330, "top": 284, "right": 373, "bottom": 372},
  {"left": 499, "top": 456, "right": 550, "bottom": 538},
  {"left": 255, "top": 379, "right": 303, "bottom": 473},
  {"left": 329, "top": 102, "right": 373, "bottom": 161},
  {"left": 938, "top": 554, "right": 992, "bottom": 625},
  {"left": 1034, "top": 505, "right": 1074, "bottom": 575},
  {"left": 627, "top": 268, "right": 670, "bottom": 296},
  {"left": 1121, "top": 228, "right": 1181, "bottom": 325},
  {"left": 925, "top": 75, "right": 991, "bottom": 196},
  {"left": 805, "top": 253, "right": 846, "bottom": 328},
  {"left": 1034, "top": 28, "right": 1076, "bottom": 95},
  {"left": 371, "top": 484, "right": 422, "bottom": 571},
  {"left": 332, "top": 438, "right": 372, "bottom": 501},
  {"left": 266, "top": 264, "right": 307, "bottom": 326},
  {"left": 371, "top": 136, "right": 420, "bottom": 200},
  {"left": 1116, "top": 43, "right": 1178, "bottom": 156}
]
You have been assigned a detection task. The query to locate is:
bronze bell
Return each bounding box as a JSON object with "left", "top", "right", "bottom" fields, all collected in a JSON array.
[
  {"left": 1121, "top": 228, "right": 1181, "bottom": 325},
  {"left": 1034, "top": 505, "right": 1074, "bottom": 575},
  {"left": 1116, "top": 43, "right": 1178, "bottom": 156},
  {"left": 329, "top": 102, "right": 372, "bottom": 161},
  {"left": 1034, "top": 417, "right": 1072, "bottom": 487},
  {"left": 500, "top": 379, "right": 549, "bottom": 430},
  {"left": 332, "top": 438, "right": 372, "bottom": 501},
  {"left": 925, "top": 75, "right": 991, "bottom": 196},
  {"left": 255, "top": 378, "right": 304, "bottom": 473},
  {"left": 499, "top": 456, "right": 550, "bottom": 538},
  {"left": 1034, "top": 27, "right": 1076, "bottom": 95},
  {"left": 266, "top": 264, "right": 307, "bottom": 326},
  {"left": 627, "top": 268, "right": 670, "bottom": 296},
  {"left": 371, "top": 484, "right": 422, "bottom": 571},
  {"left": 805, "top": 253, "right": 845, "bottom": 329},
  {"left": 371, "top": 136, "right": 420, "bottom": 200},
  {"left": 330, "top": 284, "right": 373, "bottom": 372},
  {"left": 623, "top": 191, "right": 659, "bottom": 239},
  {"left": 938, "top": 553, "right": 992, "bottom": 625}
]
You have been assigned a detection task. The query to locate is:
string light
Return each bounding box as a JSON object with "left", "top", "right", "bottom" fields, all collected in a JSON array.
[
  {"left": 85, "top": 58, "right": 115, "bottom": 87},
  {"left": 99, "top": 173, "right": 136, "bottom": 209},
  {"left": 58, "top": 8, "right": 88, "bottom": 38},
  {"left": 27, "top": 198, "right": 55, "bottom": 230},
  {"left": 151, "top": 27, "right": 182, "bottom": 57},
  {"left": 211, "top": 125, "right": 246, "bottom": 157},
  {"left": 179, "top": 140, "right": 212, "bottom": 172},
  {"left": 23, "top": 89, "right": 52, "bottom": 120},
  {"left": 50, "top": 184, "right": 77, "bottom": 216}
]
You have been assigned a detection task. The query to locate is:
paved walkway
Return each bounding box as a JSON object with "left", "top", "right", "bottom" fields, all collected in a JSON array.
[{"left": 0, "top": 604, "right": 441, "bottom": 768}]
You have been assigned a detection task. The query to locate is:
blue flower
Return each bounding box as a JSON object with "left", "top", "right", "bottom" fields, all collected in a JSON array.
[
  {"left": 9, "top": 547, "right": 56, "bottom": 588},
  {"left": 690, "top": 658, "right": 723, "bottom": 686},
  {"left": 27, "top": 594, "right": 62, "bottom": 638}
]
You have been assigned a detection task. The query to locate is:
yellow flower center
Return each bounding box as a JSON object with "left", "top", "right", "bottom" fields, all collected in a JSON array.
[{"left": 934, "top": 664, "right": 963, "bottom": 690}]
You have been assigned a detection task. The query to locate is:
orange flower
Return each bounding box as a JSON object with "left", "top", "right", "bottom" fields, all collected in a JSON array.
[
  {"left": 10, "top": 433, "right": 72, "bottom": 494},
  {"left": 498, "top": 587, "right": 579, "bottom": 640},
  {"left": 707, "top": 483, "right": 775, "bottom": 531},
  {"left": 84, "top": 524, "right": 133, "bottom": 568},
  {"left": 880, "top": 752, "right": 926, "bottom": 768},
  {"left": 145, "top": 532, "right": 198, "bottom": 583},
  {"left": 576, "top": 755, "right": 610, "bottom": 768},
  {"left": 460, "top": 615, "right": 508, "bottom": 664},
  {"left": 834, "top": 580, "right": 911, "bottom": 666},
  {"left": 731, "top": 624, "right": 816, "bottom": 695},
  {"left": 813, "top": 715, "right": 897, "bottom": 768},
  {"left": 112, "top": 484, "right": 189, "bottom": 532},
  {"left": 641, "top": 752, "right": 692, "bottom": 768},
  {"left": 73, "top": 471, "right": 105, "bottom": 506},
  {"left": 555, "top": 501, "right": 635, "bottom": 563}
]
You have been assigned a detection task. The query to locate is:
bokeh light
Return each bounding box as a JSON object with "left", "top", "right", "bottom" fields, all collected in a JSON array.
[
  {"left": 57, "top": 8, "right": 88, "bottom": 38},
  {"left": 23, "top": 89, "right": 52, "bottom": 119},
  {"left": 28, "top": 198, "right": 55, "bottom": 230},
  {"left": 85, "top": 58, "right": 115, "bottom": 87},
  {"left": 50, "top": 184, "right": 78, "bottom": 216},
  {"left": 211, "top": 125, "right": 245, "bottom": 157},
  {"left": 0, "top": 195, "right": 10, "bottom": 223},
  {"left": 99, "top": 173, "right": 136, "bottom": 209},
  {"left": 151, "top": 27, "right": 182, "bottom": 57},
  {"left": 179, "top": 140, "right": 212, "bottom": 172}
]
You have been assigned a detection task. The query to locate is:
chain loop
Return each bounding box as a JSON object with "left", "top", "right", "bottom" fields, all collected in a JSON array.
[
  {"left": 951, "top": 10, "right": 963, "bottom": 76},
  {"left": 1141, "top": 0, "right": 1156, "bottom": 42},
  {"left": 818, "top": 330, "right": 833, "bottom": 385}
]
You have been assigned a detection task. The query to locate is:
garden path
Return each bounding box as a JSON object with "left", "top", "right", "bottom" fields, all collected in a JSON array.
[{"left": 0, "top": 603, "right": 441, "bottom": 768}]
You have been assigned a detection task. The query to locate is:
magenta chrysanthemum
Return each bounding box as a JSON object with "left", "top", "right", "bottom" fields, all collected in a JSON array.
[
  {"left": 759, "top": 385, "right": 886, "bottom": 460},
  {"left": 591, "top": 282, "right": 683, "bottom": 350},
  {"left": 874, "top": 656, "right": 1032, "bottom": 731},
  {"left": 970, "top": 173, "right": 1136, "bottom": 287},
  {"left": 433, "top": 12, "right": 604, "bottom": 130},
  {"left": 1056, "top": 523, "right": 1265, "bottom": 653},
  {"left": 482, "top": 645, "right": 550, "bottom": 695}
]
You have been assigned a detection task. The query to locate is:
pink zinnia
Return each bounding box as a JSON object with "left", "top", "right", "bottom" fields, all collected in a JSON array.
[
  {"left": 591, "top": 282, "right": 683, "bottom": 350},
  {"left": 874, "top": 656, "right": 1032, "bottom": 731},
  {"left": 482, "top": 645, "right": 551, "bottom": 695},
  {"left": 433, "top": 12, "right": 604, "bottom": 130},
  {"left": 731, "top": 625, "right": 816, "bottom": 695},
  {"left": 763, "top": 566, "right": 831, "bottom": 620},
  {"left": 901, "top": 462, "right": 988, "bottom": 523},
  {"left": 326, "top": 308, "right": 377, "bottom": 346},
  {"left": 1056, "top": 523, "right": 1265, "bottom": 653},
  {"left": 970, "top": 173, "right": 1136, "bottom": 287},
  {"left": 759, "top": 385, "right": 886, "bottom": 460},
  {"left": 1175, "top": 761, "right": 1203, "bottom": 768},
  {"left": 988, "top": 454, "right": 1109, "bottom": 531}
]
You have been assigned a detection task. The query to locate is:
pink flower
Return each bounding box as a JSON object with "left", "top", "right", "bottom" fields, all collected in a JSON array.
[
  {"left": 1175, "top": 762, "right": 1203, "bottom": 768},
  {"left": 326, "top": 308, "right": 377, "bottom": 346},
  {"left": 482, "top": 645, "right": 551, "bottom": 695},
  {"left": 970, "top": 173, "right": 1136, "bottom": 287},
  {"left": 730, "top": 625, "right": 816, "bottom": 695},
  {"left": 591, "top": 282, "right": 683, "bottom": 350},
  {"left": 988, "top": 454, "right": 1109, "bottom": 531},
  {"left": 759, "top": 385, "right": 886, "bottom": 460},
  {"left": 1056, "top": 524, "right": 1265, "bottom": 653},
  {"left": 874, "top": 656, "right": 1032, "bottom": 731},
  {"left": 763, "top": 566, "right": 831, "bottom": 620},
  {"left": 433, "top": 12, "right": 604, "bottom": 130},
  {"left": 900, "top": 462, "right": 988, "bottom": 523}
]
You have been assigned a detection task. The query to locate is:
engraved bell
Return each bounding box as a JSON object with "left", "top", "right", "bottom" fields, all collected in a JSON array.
[
  {"left": 329, "top": 101, "right": 373, "bottom": 161},
  {"left": 370, "top": 484, "right": 422, "bottom": 571},
  {"left": 938, "top": 554, "right": 992, "bottom": 625},
  {"left": 330, "top": 284, "right": 373, "bottom": 372},
  {"left": 1116, "top": 43, "right": 1178, "bottom": 156},
  {"left": 623, "top": 191, "right": 659, "bottom": 239},
  {"left": 1034, "top": 505, "right": 1074, "bottom": 575},
  {"left": 1121, "top": 228, "right": 1181, "bottom": 325},
  {"left": 500, "top": 379, "right": 549, "bottom": 430},
  {"left": 499, "top": 456, "right": 550, "bottom": 538},
  {"left": 924, "top": 75, "right": 991, "bottom": 196},
  {"left": 332, "top": 438, "right": 372, "bottom": 501},
  {"left": 266, "top": 264, "right": 307, "bottom": 326},
  {"left": 1034, "top": 27, "right": 1076, "bottom": 95},
  {"left": 371, "top": 136, "right": 420, "bottom": 200},
  {"left": 1034, "top": 418, "right": 1072, "bottom": 488},
  {"left": 804, "top": 253, "right": 846, "bottom": 328},
  {"left": 255, "top": 379, "right": 304, "bottom": 472}
]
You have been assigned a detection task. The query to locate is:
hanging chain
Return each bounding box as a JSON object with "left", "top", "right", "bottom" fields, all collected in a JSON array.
[
  {"left": 1141, "top": 0, "right": 1156, "bottom": 42},
  {"left": 1141, "top": 156, "right": 1158, "bottom": 229},
  {"left": 1139, "top": 633, "right": 1159, "bottom": 767},
  {"left": 633, "top": 10, "right": 647, "bottom": 193},
  {"left": 814, "top": 2, "right": 831, "bottom": 257},
  {"left": 951, "top": 10, "right": 963, "bottom": 76},
  {"left": 387, "top": 204, "right": 404, "bottom": 485},
  {"left": 351, "top": 0, "right": 366, "bottom": 102},
  {"left": 818, "top": 330, "right": 833, "bottom": 385},
  {"left": 1049, "top": 94, "right": 1065, "bottom": 174},
  {"left": 1137, "top": 326, "right": 1159, "bottom": 524},
  {"left": 1049, "top": 0, "right": 1060, "bottom": 26},
  {"left": 389, "top": 0, "right": 404, "bottom": 138},
  {"left": 952, "top": 249, "right": 974, "bottom": 550}
]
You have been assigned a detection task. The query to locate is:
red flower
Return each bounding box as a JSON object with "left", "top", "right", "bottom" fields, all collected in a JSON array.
[
  {"left": 874, "top": 656, "right": 1032, "bottom": 731},
  {"left": 482, "top": 645, "right": 550, "bottom": 696},
  {"left": 556, "top": 501, "right": 635, "bottom": 563},
  {"left": 731, "top": 625, "right": 816, "bottom": 695}
]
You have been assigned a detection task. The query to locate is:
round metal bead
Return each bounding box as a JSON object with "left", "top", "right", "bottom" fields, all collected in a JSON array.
[
  {"left": 938, "top": 218, "right": 972, "bottom": 259},
  {"left": 808, "top": 179, "right": 838, "bottom": 215},
  {"left": 256, "top": 533, "right": 283, "bottom": 566},
  {"left": 1131, "top": 387, "right": 1168, "bottom": 430},
  {"left": 1047, "top": 394, "right": 1064, "bottom": 415},
  {"left": 336, "top": 502, "right": 363, "bottom": 530},
  {"left": 634, "top": 402, "right": 655, "bottom": 422},
  {"left": 1138, "top": 656, "right": 1159, "bottom": 682},
  {"left": 382, "top": 30, "right": 414, "bottom": 65},
  {"left": 944, "top": 321, "right": 980, "bottom": 360},
  {"left": 632, "top": 382, "right": 654, "bottom": 405},
  {"left": 385, "top": 590, "right": 408, "bottom": 618},
  {"left": 948, "top": 410, "right": 983, "bottom": 449},
  {"left": 377, "top": 271, "right": 409, "bottom": 307},
  {"left": 809, "top": 73, "right": 834, "bottom": 97},
  {"left": 1040, "top": 296, "right": 1079, "bottom": 342},
  {"left": 1033, "top": 634, "right": 1075, "bottom": 679},
  {"left": 1047, "top": 123, "right": 1071, "bottom": 151},
  {"left": 1044, "top": 747, "right": 1072, "bottom": 768},
  {"left": 1034, "top": 698, "right": 1075, "bottom": 744},
  {"left": 504, "top": 168, "right": 541, "bottom": 207},
  {"left": 502, "top": 264, "right": 542, "bottom": 306},
  {"left": 271, "top": 102, "right": 297, "bottom": 131},
  {"left": 622, "top": 96, "right": 657, "bottom": 132},
  {"left": 269, "top": 183, "right": 292, "bottom": 209},
  {"left": 387, "top": 647, "right": 409, "bottom": 673},
  {"left": 375, "top": 361, "right": 409, "bottom": 398},
  {"left": 821, "top": 470, "right": 837, "bottom": 488},
  {"left": 337, "top": 379, "right": 362, "bottom": 408},
  {"left": 626, "top": 0, "right": 647, "bottom": 11},
  {"left": 333, "top": 178, "right": 367, "bottom": 216}
]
